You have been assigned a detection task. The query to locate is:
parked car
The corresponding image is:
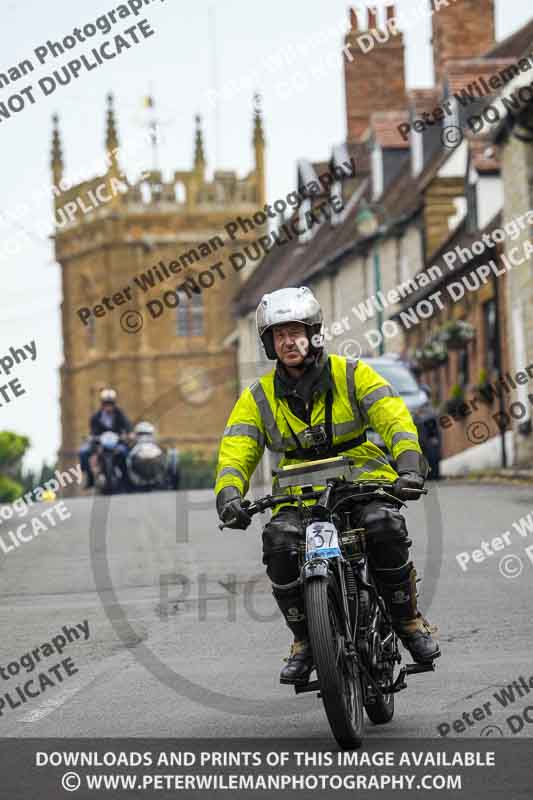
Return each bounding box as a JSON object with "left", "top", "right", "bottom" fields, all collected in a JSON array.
[{"left": 364, "top": 356, "right": 442, "bottom": 479}]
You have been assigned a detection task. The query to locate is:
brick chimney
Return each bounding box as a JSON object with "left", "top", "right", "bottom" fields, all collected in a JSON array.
[
  {"left": 344, "top": 5, "right": 407, "bottom": 143},
  {"left": 432, "top": 0, "right": 496, "bottom": 86}
]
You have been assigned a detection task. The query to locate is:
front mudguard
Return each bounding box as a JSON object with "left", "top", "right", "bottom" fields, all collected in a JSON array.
[{"left": 302, "top": 558, "right": 331, "bottom": 581}]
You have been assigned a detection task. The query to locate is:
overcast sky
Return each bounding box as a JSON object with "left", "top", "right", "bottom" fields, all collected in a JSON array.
[{"left": 1, "top": 0, "right": 531, "bottom": 469}]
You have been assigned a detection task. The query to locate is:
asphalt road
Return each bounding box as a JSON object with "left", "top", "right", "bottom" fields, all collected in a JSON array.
[{"left": 1, "top": 480, "right": 532, "bottom": 741}]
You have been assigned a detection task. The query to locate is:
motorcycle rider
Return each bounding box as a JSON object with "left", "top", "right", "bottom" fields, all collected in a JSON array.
[
  {"left": 215, "top": 287, "right": 440, "bottom": 685},
  {"left": 79, "top": 388, "right": 132, "bottom": 488}
]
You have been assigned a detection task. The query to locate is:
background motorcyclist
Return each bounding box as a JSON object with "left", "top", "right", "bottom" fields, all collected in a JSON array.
[
  {"left": 79, "top": 388, "right": 132, "bottom": 488},
  {"left": 215, "top": 286, "right": 440, "bottom": 685}
]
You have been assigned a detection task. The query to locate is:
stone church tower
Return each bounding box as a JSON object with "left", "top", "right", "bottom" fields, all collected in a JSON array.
[{"left": 53, "top": 94, "right": 266, "bottom": 478}]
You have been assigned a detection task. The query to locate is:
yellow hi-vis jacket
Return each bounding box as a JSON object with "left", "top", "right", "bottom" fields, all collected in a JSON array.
[{"left": 214, "top": 354, "right": 422, "bottom": 506}]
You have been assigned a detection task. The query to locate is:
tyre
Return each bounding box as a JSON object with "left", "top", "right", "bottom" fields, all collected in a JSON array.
[
  {"left": 305, "top": 575, "right": 364, "bottom": 750},
  {"left": 101, "top": 454, "right": 115, "bottom": 495}
]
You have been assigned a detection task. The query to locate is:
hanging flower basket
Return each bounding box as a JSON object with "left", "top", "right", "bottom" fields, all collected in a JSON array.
[
  {"left": 440, "top": 320, "right": 476, "bottom": 350},
  {"left": 419, "top": 339, "right": 448, "bottom": 370}
]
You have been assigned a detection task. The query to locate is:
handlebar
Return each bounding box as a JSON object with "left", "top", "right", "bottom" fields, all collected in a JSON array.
[{"left": 218, "top": 481, "right": 428, "bottom": 530}]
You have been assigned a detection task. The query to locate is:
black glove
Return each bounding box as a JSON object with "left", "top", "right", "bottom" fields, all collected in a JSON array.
[
  {"left": 394, "top": 450, "right": 428, "bottom": 500},
  {"left": 216, "top": 486, "right": 252, "bottom": 530},
  {"left": 394, "top": 471, "right": 425, "bottom": 500}
]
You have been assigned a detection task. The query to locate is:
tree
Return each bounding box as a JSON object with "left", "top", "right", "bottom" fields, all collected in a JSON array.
[
  {"left": 0, "top": 431, "right": 30, "bottom": 502},
  {"left": 13, "top": 459, "right": 59, "bottom": 495}
]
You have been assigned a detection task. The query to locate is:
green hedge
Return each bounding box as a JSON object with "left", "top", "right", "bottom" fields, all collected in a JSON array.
[
  {"left": 178, "top": 451, "right": 218, "bottom": 490},
  {"left": 0, "top": 431, "right": 30, "bottom": 502}
]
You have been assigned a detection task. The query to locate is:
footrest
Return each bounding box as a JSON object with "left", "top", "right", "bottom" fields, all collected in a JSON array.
[
  {"left": 294, "top": 679, "right": 320, "bottom": 694},
  {"left": 405, "top": 662, "right": 436, "bottom": 675}
]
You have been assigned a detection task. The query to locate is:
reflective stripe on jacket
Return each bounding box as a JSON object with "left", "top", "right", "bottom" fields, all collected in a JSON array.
[{"left": 214, "top": 354, "right": 422, "bottom": 503}]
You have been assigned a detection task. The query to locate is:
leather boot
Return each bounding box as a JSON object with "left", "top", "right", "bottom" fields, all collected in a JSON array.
[
  {"left": 280, "top": 639, "right": 314, "bottom": 685},
  {"left": 376, "top": 565, "right": 441, "bottom": 664}
]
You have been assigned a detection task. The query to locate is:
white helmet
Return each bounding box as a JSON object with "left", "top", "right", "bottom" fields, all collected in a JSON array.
[
  {"left": 134, "top": 421, "right": 155, "bottom": 438},
  {"left": 256, "top": 286, "right": 324, "bottom": 360},
  {"left": 100, "top": 388, "right": 117, "bottom": 403}
]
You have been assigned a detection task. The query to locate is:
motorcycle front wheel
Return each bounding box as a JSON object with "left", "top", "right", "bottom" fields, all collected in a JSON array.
[{"left": 305, "top": 575, "right": 364, "bottom": 750}]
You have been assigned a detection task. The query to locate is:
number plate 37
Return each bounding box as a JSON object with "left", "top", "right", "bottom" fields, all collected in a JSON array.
[{"left": 305, "top": 521, "right": 342, "bottom": 560}]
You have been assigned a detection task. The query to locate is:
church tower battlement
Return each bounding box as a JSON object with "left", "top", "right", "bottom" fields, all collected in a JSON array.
[{"left": 54, "top": 93, "right": 266, "bottom": 481}]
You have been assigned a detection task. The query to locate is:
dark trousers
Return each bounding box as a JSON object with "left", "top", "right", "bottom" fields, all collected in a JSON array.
[{"left": 262, "top": 500, "right": 413, "bottom": 640}]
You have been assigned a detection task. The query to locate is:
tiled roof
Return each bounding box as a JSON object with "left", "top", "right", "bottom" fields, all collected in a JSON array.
[
  {"left": 444, "top": 58, "right": 521, "bottom": 94},
  {"left": 485, "top": 17, "right": 533, "bottom": 60},
  {"left": 234, "top": 16, "right": 533, "bottom": 321},
  {"left": 392, "top": 210, "right": 503, "bottom": 313},
  {"left": 234, "top": 183, "right": 370, "bottom": 315}
]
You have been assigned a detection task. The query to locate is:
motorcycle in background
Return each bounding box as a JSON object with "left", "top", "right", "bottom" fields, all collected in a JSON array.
[
  {"left": 125, "top": 421, "right": 180, "bottom": 492},
  {"left": 86, "top": 422, "right": 180, "bottom": 495},
  {"left": 89, "top": 431, "right": 129, "bottom": 495}
]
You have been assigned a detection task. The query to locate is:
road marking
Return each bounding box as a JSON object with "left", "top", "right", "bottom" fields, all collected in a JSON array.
[{"left": 18, "top": 656, "right": 126, "bottom": 724}]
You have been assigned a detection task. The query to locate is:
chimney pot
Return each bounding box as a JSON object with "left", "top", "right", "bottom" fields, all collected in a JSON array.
[
  {"left": 344, "top": 2, "right": 407, "bottom": 143},
  {"left": 367, "top": 7, "right": 378, "bottom": 30},
  {"left": 386, "top": 4, "right": 396, "bottom": 22},
  {"left": 349, "top": 7, "right": 359, "bottom": 30}
]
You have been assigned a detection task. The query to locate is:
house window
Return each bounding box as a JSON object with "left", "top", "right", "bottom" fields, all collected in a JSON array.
[
  {"left": 176, "top": 290, "right": 204, "bottom": 336},
  {"left": 483, "top": 299, "right": 497, "bottom": 374}
]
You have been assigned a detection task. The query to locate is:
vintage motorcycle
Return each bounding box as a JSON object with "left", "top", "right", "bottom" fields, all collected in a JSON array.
[
  {"left": 220, "top": 455, "right": 436, "bottom": 750},
  {"left": 126, "top": 422, "right": 180, "bottom": 493},
  {"left": 89, "top": 431, "right": 128, "bottom": 495},
  {"left": 88, "top": 422, "right": 180, "bottom": 495}
]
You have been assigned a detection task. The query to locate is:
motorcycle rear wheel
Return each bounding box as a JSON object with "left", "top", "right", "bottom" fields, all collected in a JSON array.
[{"left": 306, "top": 576, "right": 364, "bottom": 750}]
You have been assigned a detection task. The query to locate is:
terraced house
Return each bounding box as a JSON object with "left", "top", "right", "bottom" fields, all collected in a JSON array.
[{"left": 233, "top": 1, "right": 533, "bottom": 478}]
